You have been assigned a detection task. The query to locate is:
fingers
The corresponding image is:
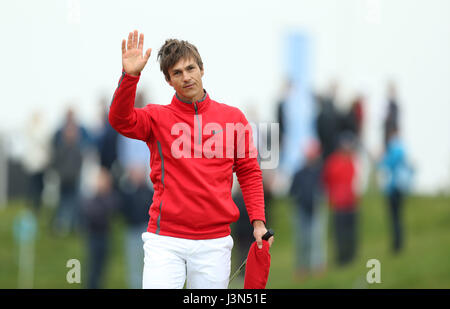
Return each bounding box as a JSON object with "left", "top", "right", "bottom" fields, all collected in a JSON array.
[
  {"left": 133, "top": 30, "right": 138, "bottom": 48},
  {"left": 138, "top": 33, "right": 144, "bottom": 50},
  {"left": 258, "top": 236, "right": 274, "bottom": 249},
  {"left": 127, "top": 32, "right": 133, "bottom": 50},
  {"left": 144, "top": 48, "right": 152, "bottom": 61},
  {"left": 256, "top": 237, "right": 263, "bottom": 249},
  {"left": 268, "top": 237, "right": 274, "bottom": 248},
  {"left": 254, "top": 225, "right": 267, "bottom": 249},
  {"left": 121, "top": 39, "right": 126, "bottom": 55},
  {"left": 125, "top": 30, "right": 146, "bottom": 53}
]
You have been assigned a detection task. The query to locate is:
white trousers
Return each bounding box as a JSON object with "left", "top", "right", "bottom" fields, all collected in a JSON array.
[{"left": 142, "top": 232, "right": 233, "bottom": 289}]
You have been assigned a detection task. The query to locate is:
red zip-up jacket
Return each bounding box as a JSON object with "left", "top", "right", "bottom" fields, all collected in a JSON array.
[
  {"left": 322, "top": 151, "right": 357, "bottom": 211},
  {"left": 109, "top": 72, "right": 266, "bottom": 239}
]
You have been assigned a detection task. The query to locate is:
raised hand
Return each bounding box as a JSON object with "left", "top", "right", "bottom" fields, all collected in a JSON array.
[{"left": 122, "top": 30, "right": 152, "bottom": 77}]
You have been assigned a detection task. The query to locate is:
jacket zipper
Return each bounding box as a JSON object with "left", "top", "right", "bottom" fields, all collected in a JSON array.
[
  {"left": 156, "top": 141, "right": 164, "bottom": 235},
  {"left": 194, "top": 102, "right": 201, "bottom": 145}
]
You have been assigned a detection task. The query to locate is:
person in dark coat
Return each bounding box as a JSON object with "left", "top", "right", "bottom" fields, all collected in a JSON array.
[
  {"left": 289, "top": 140, "right": 327, "bottom": 279},
  {"left": 81, "top": 168, "right": 119, "bottom": 289},
  {"left": 316, "top": 85, "right": 341, "bottom": 160},
  {"left": 51, "top": 111, "right": 85, "bottom": 236},
  {"left": 383, "top": 82, "right": 400, "bottom": 150}
]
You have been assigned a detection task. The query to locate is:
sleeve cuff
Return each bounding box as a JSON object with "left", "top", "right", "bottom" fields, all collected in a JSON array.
[
  {"left": 121, "top": 70, "right": 141, "bottom": 79},
  {"left": 251, "top": 218, "right": 266, "bottom": 225}
]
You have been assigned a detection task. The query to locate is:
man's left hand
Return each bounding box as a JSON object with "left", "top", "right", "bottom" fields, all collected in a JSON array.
[{"left": 252, "top": 220, "right": 274, "bottom": 249}]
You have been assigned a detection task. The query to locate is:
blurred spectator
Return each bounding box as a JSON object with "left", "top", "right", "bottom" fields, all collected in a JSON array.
[
  {"left": 81, "top": 167, "right": 119, "bottom": 289},
  {"left": 95, "top": 99, "right": 120, "bottom": 172},
  {"left": 289, "top": 139, "right": 326, "bottom": 280},
  {"left": 53, "top": 108, "right": 92, "bottom": 150},
  {"left": 50, "top": 108, "right": 90, "bottom": 236},
  {"left": 351, "top": 95, "right": 364, "bottom": 138},
  {"left": 22, "top": 111, "right": 51, "bottom": 214},
  {"left": 118, "top": 165, "right": 153, "bottom": 289},
  {"left": 340, "top": 94, "right": 370, "bottom": 195},
  {"left": 383, "top": 81, "right": 400, "bottom": 150},
  {"left": 276, "top": 79, "right": 292, "bottom": 149},
  {"left": 316, "top": 82, "right": 341, "bottom": 160},
  {"left": 378, "top": 127, "right": 413, "bottom": 254},
  {"left": 341, "top": 95, "right": 365, "bottom": 140},
  {"left": 322, "top": 132, "right": 359, "bottom": 266}
]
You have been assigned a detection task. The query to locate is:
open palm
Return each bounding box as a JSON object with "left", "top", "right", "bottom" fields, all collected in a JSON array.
[{"left": 122, "top": 30, "right": 152, "bottom": 76}]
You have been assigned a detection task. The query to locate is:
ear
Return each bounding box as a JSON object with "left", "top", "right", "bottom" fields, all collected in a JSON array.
[{"left": 201, "top": 68, "right": 204, "bottom": 77}]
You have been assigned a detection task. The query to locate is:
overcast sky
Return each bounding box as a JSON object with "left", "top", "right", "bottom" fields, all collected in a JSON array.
[{"left": 1, "top": 0, "right": 449, "bottom": 194}]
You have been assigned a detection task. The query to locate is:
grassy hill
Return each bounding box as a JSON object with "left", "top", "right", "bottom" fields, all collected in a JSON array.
[
  {"left": 260, "top": 191, "right": 450, "bottom": 289},
  {"left": 1, "top": 188, "right": 449, "bottom": 289}
]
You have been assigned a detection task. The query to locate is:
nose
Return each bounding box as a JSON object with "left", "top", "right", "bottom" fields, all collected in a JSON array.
[{"left": 182, "top": 71, "right": 190, "bottom": 81}]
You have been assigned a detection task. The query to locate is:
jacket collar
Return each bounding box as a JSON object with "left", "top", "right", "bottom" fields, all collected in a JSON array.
[{"left": 170, "top": 90, "right": 211, "bottom": 114}]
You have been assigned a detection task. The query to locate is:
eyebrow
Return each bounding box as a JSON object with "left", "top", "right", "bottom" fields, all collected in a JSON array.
[{"left": 171, "top": 64, "right": 196, "bottom": 75}]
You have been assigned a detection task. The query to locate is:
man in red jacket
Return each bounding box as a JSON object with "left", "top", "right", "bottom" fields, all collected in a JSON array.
[{"left": 109, "top": 30, "right": 273, "bottom": 288}]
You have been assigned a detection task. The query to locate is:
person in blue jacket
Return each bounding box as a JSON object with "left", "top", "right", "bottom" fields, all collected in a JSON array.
[{"left": 378, "top": 127, "right": 413, "bottom": 253}]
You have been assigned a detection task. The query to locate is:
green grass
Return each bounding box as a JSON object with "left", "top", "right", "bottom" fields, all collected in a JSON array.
[
  {"left": 259, "top": 190, "right": 450, "bottom": 289},
  {"left": 0, "top": 200, "right": 127, "bottom": 289},
  {"left": 1, "top": 187, "right": 449, "bottom": 289}
]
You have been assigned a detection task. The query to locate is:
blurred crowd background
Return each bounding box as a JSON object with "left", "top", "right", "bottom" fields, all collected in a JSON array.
[{"left": 0, "top": 0, "right": 449, "bottom": 289}]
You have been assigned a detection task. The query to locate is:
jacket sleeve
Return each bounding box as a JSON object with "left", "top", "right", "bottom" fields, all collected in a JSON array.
[
  {"left": 108, "top": 72, "right": 153, "bottom": 142},
  {"left": 233, "top": 111, "right": 266, "bottom": 225}
]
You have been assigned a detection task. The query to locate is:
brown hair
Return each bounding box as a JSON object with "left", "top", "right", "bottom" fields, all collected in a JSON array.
[{"left": 157, "top": 39, "right": 203, "bottom": 81}]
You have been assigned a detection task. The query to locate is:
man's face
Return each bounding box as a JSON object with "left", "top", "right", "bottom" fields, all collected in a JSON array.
[{"left": 167, "top": 57, "right": 204, "bottom": 103}]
